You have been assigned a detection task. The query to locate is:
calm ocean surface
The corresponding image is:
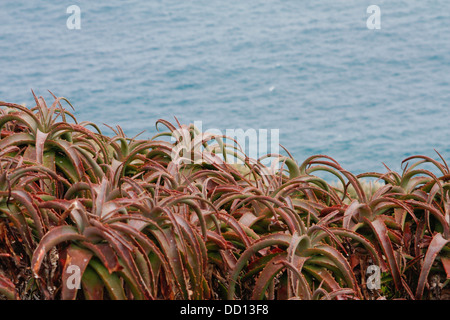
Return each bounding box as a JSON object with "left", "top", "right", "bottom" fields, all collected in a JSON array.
[{"left": 1, "top": 1, "right": 450, "bottom": 177}]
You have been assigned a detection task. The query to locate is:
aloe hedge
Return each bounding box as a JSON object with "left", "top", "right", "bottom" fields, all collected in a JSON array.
[{"left": 0, "top": 92, "right": 449, "bottom": 300}]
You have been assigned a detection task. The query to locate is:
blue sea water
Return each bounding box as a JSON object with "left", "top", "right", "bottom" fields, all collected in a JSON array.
[{"left": 0, "top": 1, "right": 450, "bottom": 177}]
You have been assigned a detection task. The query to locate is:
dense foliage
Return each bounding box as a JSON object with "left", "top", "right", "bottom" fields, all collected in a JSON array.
[{"left": 0, "top": 92, "right": 449, "bottom": 300}]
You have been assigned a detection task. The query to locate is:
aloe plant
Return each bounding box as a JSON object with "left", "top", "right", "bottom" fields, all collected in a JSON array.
[{"left": 0, "top": 92, "right": 449, "bottom": 300}]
